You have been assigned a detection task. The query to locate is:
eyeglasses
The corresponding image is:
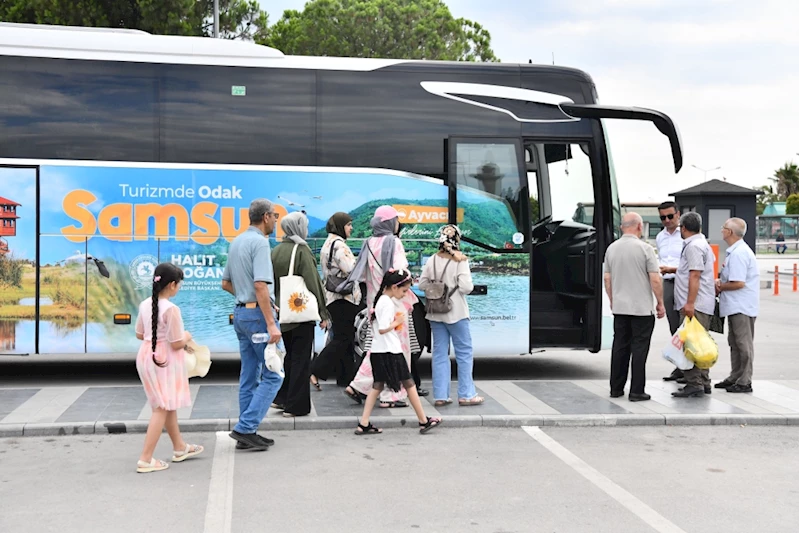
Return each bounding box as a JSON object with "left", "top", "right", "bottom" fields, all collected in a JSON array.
[
  {"left": 659, "top": 214, "right": 676, "bottom": 221},
  {"left": 721, "top": 226, "right": 730, "bottom": 232}
]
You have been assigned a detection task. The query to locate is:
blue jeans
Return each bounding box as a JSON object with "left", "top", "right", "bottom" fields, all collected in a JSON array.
[
  {"left": 430, "top": 319, "right": 477, "bottom": 401},
  {"left": 232, "top": 307, "right": 284, "bottom": 434}
]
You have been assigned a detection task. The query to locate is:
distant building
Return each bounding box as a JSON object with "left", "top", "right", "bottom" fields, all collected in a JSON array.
[
  {"left": 762, "top": 202, "right": 786, "bottom": 216},
  {"left": 0, "top": 195, "right": 21, "bottom": 255}
]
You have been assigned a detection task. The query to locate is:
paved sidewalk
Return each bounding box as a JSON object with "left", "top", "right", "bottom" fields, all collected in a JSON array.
[{"left": 3, "top": 378, "right": 799, "bottom": 437}]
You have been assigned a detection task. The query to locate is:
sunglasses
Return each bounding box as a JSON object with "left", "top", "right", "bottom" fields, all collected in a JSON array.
[{"left": 659, "top": 214, "right": 676, "bottom": 221}]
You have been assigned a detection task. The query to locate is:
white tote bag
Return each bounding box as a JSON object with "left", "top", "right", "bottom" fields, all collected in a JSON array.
[
  {"left": 661, "top": 319, "right": 694, "bottom": 371},
  {"left": 279, "top": 244, "right": 321, "bottom": 324}
]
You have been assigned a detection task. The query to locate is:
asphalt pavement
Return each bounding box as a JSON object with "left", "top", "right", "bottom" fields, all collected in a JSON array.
[{"left": 1, "top": 426, "right": 797, "bottom": 533}]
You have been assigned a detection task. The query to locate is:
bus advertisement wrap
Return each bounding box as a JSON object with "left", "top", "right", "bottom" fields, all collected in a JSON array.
[{"left": 0, "top": 164, "right": 529, "bottom": 356}]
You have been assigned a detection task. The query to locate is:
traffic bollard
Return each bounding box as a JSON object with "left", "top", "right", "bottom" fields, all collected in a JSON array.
[
  {"left": 774, "top": 266, "right": 779, "bottom": 296},
  {"left": 794, "top": 264, "right": 797, "bottom": 293}
]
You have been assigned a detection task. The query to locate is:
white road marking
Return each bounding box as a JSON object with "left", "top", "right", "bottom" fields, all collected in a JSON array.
[
  {"left": 203, "top": 431, "right": 236, "bottom": 533},
  {"left": 522, "top": 426, "right": 687, "bottom": 533}
]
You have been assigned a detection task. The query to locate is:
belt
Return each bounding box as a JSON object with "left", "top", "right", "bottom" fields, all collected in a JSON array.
[{"left": 236, "top": 302, "right": 259, "bottom": 309}]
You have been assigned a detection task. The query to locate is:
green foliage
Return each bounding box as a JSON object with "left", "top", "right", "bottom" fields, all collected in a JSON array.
[
  {"left": 755, "top": 184, "right": 779, "bottom": 216},
  {"left": 0, "top": 0, "right": 268, "bottom": 39},
  {"left": 260, "top": 0, "right": 498, "bottom": 61},
  {"left": 770, "top": 163, "right": 799, "bottom": 199},
  {"left": 786, "top": 194, "right": 799, "bottom": 215},
  {"left": 529, "top": 196, "right": 540, "bottom": 222},
  {"left": 0, "top": 255, "right": 24, "bottom": 288}
]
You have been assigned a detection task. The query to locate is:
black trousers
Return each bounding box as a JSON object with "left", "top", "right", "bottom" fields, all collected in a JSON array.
[
  {"left": 610, "top": 315, "right": 656, "bottom": 395},
  {"left": 410, "top": 302, "right": 430, "bottom": 388},
  {"left": 311, "top": 299, "right": 361, "bottom": 386},
  {"left": 274, "top": 322, "right": 315, "bottom": 416}
]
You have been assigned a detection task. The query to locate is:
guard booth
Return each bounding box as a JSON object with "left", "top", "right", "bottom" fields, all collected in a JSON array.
[{"left": 671, "top": 179, "right": 761, "bottom": 260}]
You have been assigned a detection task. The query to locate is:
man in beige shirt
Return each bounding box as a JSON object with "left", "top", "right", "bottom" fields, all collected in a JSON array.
[{"left": 603, "top": 213, "right": 666, "bottom": 401}]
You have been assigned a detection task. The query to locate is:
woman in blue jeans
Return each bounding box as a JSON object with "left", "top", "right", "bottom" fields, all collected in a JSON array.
[{"left": 418, "top": 225, "right": 483, "bottom": 406}]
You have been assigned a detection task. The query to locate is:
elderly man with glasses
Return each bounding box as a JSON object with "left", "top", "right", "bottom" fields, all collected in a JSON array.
[
  {"left": 655, "top": 201, "right": 684, "bottom": 382},
  {"left": 714, "top": 218, "right": 759, "bottom": 393},
  {"left": 672, "top": 212, "right": 717, "bottom": 398}
]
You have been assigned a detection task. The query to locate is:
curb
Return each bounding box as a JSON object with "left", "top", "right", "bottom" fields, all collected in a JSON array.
[{"left": 2, "top": 412, "right": 796, "bottom": 437}]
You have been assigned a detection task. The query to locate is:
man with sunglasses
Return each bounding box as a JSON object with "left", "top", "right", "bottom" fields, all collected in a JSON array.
[{"left": 655, "top": 201, "right": 684, "bottom": 382}]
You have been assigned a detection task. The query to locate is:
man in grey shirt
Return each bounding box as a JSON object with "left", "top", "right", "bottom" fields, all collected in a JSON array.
[
  {"left": 222, "top": 198, "right": 283, "bottom": 450},
  {"left": 671, "top": 211, "right": 716, "bottom": 398},
  {"left": 603, "top": 213, "right": 666, "bottom": 402}
]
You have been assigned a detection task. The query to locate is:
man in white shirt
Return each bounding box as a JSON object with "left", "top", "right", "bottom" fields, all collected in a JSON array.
[
  {"left": 671, "top": 212, "right": 717, "bottom": 398},
  {"left": 714, "top": 218, "right": 759, "bottom": 393},
  {"left": 655, "top": 201, "right": 683, "bottom": 382}
]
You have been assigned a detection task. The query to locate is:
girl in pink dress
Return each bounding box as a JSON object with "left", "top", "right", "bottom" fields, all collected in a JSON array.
[{"left": 135, "top": 263, "right": 203, "bottom": 473}]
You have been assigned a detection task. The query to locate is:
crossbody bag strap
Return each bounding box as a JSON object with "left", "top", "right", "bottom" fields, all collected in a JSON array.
[
  {"left": 366, "top": 241, "right": 382, "bottom": 270},
  {"left": 327, "top": 239, "right": 339, "bottom": 270},
  {"left": 289, "top": 244, "right": 299, "bottom": 276}
]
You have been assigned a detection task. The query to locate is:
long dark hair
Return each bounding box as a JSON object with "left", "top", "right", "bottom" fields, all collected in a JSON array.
[
  {"left": 151, "top": 262, "right": 184, "bottom": 367},
  {"left": 370, "top": 268, "right": 412, "bottom": 320}
]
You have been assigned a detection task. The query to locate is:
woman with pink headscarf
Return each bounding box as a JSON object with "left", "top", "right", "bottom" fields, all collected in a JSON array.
[{"left": 344, "top": 205, "right": 418, "bottom": 407}]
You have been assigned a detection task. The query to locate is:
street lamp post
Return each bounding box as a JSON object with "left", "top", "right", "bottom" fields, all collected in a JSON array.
[
  {"left": 691, "top": 164, "right": 721, "bottom": 182},
  {"left": 213, "top": 0, "right": 219, "bottom": 38}
]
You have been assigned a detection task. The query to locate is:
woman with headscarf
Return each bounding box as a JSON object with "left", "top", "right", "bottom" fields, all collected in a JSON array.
[
  {"left": 419, "top": 224, "right": 483, "bottom": 406},
  {"left": 343, "top": 205, "right": 418, "bottom": 408},
  {"left": 271, "top": 211, "right": 330, "bottom": 417},
  {"left": 310, "top": 212, "right": 363, "bottom": 388}
]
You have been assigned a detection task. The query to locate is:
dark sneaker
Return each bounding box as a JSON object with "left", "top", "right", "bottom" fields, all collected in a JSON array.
[
  {"left": 672, "top": 386, "right": 704, "bottom": 398},
  {"left": 629, "top": 393, "right": 651, "bottom": 402},
  {"left": 229, "top": 431, "right": 269, "bottom": 450},
  {"left": 727, "top": 383, "right": 753, "bottom": 393},
  {"left": 610, "top": 390, "right": 624, "bottom": 398},
  {"left": 714, "top": 380, "right": 734, "bottom": 389},
  {"left": 704, "top": 386, "right": 712, "bottom": 394},
  {"left": 256, "top": 434, "right": 275, "bottom": 447}
]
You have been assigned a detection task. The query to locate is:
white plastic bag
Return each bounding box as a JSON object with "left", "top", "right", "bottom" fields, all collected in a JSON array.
[
  {"left": 662, "top": 320, "right": 694, "bottom": 371},
  {"left": 264, "top": 340, "right": 286, "bottom": 378}
]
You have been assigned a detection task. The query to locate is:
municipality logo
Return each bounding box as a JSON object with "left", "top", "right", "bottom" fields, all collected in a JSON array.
[{"left": 129, "top": 254, "right": 159, "bottom": 289}]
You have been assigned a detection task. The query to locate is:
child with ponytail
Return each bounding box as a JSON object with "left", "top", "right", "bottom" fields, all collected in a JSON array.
[
  {"left": 355, "top": 268, "right": 442, "bottom": 435},
  {"left": 134, "top": 262, "right": 203, "bottom": 473}
]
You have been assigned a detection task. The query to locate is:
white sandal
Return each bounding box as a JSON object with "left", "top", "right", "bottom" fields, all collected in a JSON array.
[
  {"left": 137, "top": 458, "right": 169, "bottom": 473},
  {"left": 172, "top": 443, "right": 204, "bottom": 462}
]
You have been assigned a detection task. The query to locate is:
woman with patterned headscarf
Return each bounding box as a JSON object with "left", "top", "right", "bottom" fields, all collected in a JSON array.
[
  {"left": 419, "top": 224, "right": 483, "bottom": 406},
  {"left": 343, "top": 205, "right": 419, "bottom": 408}
]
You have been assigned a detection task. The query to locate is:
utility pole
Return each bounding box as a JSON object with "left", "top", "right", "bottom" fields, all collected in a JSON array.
[{"left": 213, "top": 0, "right": 219, "bottom": 38}]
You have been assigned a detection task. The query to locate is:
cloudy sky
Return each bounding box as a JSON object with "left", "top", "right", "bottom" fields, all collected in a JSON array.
[{"left": 261, "top": 0, "right": 799, "bottom": 202}]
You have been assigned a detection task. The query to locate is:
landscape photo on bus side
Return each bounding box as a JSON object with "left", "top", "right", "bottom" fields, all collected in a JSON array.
[{"left": 1, "top": 164, "right": 530, "bottom": 355}]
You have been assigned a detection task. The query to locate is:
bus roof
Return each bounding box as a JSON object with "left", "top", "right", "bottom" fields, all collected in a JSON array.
[{"left": 0, "top": 22, "right": 592, "bottom": 79}]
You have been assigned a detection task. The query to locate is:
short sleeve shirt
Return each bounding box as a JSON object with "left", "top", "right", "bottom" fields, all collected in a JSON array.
[
  {"left": 673, "top": 234, "right": 716, "bottom": 315},
  {"left": 719, "top": 240, "right": 759, "bottom": 317},
  {"left": 222, "top": 226, "right": 274, "bottom": 304},
  {"left": 656, "top": 228, "right": 682, "bottom": 280},
  {"left": 603, "top": 234, "right": 660, "bottom": 316},
  {"left": 370, "top": 295, "right": 403, "bottom": 354}
]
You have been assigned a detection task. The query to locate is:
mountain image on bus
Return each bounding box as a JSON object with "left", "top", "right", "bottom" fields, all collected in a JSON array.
[{"left": 0, "top": 22, "right": 682, "bottom": 356}]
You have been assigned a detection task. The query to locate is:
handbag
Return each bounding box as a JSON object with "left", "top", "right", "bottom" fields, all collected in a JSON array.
[
  {"left": 709, "top": 298, "right": 725, "bottom": 334},
  {"left": 324, "top": 239, "right": 354, "bottom": 295},
  {"left": 279, "top": 244, "right": 321, "bottom": 324}
]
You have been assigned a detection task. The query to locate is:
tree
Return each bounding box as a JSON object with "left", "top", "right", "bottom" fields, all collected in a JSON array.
[
  {"left": 0, "top": 0, "right": 268, "bottom": 39},
  {"left": 260, "top": 0, "right": 499, "bottom": 61},
  {"left": 770, "top": 163, "right": 799, "bottom": 199},
  {"left": 755, "top": 184, "right": 780, "bottom": 216},
  {"left": 787, "top": 194, "right": 799, "bottom": 216}
]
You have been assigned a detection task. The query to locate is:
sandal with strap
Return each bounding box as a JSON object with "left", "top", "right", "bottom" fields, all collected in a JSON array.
[
  {"left": 434, "top": 398, "right": 453, "bottom": 407},
  {"left": 137, "top": 458, "right": 169, "bottom": 473},
  {"left": 344, "top": 387, "right": 363, "bottom": 405},
  {"left": 378, "top": 401, "right": 408, "bottom": 409},
  {"left": 458, "top": 396, "right": 484, "bottom": 406},
  {"left": 419, "top": 417, "right": 442, "bottom": 434},
  {"left": 354, "top": 422, "right": 382, "bottom": 435},
  {"left": 172, "top": 444, "right": 204, "bottom": 462},
  {"left": 310, "top": 376, "right": 322, "bottom": 391}
]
